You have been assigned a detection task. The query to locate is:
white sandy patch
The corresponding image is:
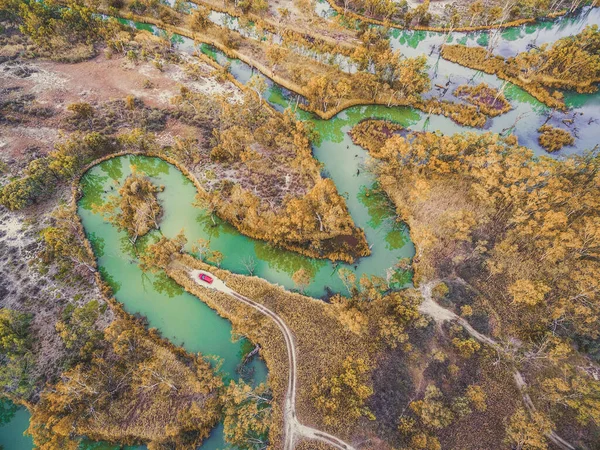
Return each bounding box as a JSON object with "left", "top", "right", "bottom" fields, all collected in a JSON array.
[
  {"left": 139, "top": 62, "right": 162, "bottom": 79},
  {"left": 0, "top": 212, "right": 23, "bottom": 241},
  {"left": 10, "top": 126, "right": 60, "bottom": 142},
  {"left": 402, "top": 0, "right": 453, "bottom": 14},
  {"left": 156, "top": 131, "right": 176, "bottom": 147},
  {"left": 157, "top": 68, "right": 243, "bottom": 104},
  {"left": 29, "top": 67, "right": 68, "bottom": 94},
  {"left": 157, "top": 90, "right": 177, "bottom": 105}
]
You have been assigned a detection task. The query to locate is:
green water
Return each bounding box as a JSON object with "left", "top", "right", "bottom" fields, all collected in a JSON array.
[
  {"left": 0, "top": 401, "right": 32, "bottom": 450},
  {"left": 78, "top": 156, "right": 267, "bottom": 382}
]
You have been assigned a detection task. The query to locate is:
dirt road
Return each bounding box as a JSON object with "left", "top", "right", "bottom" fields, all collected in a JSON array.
[
  {"left": 418, "top": 280, "right": 575, "bottom": 450},
  {"left": 190, "top": 269, "right": 356, "bottom": 450}
]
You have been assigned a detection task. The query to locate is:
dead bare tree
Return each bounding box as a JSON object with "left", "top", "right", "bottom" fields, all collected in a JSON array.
[{"left": 241, "top": 255, "right": 257, "bottom": 275}]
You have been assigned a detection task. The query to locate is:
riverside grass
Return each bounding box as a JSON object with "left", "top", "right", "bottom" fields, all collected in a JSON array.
[{"left": 165, "top": 253, "right": 376, "bottom": 446}]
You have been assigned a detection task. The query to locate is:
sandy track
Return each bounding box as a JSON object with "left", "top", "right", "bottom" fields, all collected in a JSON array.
[
  {"left": 190, "top": 269, "right": 356, "bottom": 450},
  {"left": 418, "top": 280, "right": 575, "bottom": 450}
]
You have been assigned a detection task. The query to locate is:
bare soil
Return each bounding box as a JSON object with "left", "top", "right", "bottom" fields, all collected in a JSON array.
[
  {"left": 0, "top": 50, "right": 240, "bottom": 164},
  {"left": 0, "top": 206, "right": 112, "bottom": 401}
]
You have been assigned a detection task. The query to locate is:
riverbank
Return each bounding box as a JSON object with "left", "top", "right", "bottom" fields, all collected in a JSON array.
[
  {"left": 92, "top": 7, "right": 436, "bottom": 120},
  {"left": 440, "top": 44, "right": 599, "bottom": 110},
  {"left": 320, "top": 0, "right": 589, "bottom": 32},
  {"left": 162, "top": 251, "right": 381, "bottom": 446}
]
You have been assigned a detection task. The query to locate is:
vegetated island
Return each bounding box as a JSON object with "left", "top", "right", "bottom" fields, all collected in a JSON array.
[{"left": 93, "top": 171, "right": 164, "bottom": 244}]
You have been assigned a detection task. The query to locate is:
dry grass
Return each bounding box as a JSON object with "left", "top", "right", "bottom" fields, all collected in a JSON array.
[{"left": 167, "top": 254, "right": 376, "bottom": 444}]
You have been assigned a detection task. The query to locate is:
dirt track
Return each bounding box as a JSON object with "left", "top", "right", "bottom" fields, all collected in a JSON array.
[
  {"left": 190, "top": 269, "right": 356, "bottom": 450},
  {"left": 419, "top": 280, "right": 575, "bottom": 450}
]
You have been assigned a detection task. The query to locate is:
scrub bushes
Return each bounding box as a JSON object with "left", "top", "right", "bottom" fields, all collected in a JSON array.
[
  {"left": 0, "top": 309, "right": 34, "bottom": 398},
  {"left": 537, "top": 124, "right": 575, "bottom": 152},
  {"left": 128, "top": 0, "right": 181, "bottom": 25},
  {"left": 16, "top": 1, "right": 104, "bottom": 61},
  {"left": 65, "top": 99, "right": 168, "bottom": 134},
  {"left": 0, "top": 132, "right": 114, "bottom": 210},
  {"left": 454, "top": 83, "right": 512, "bottom": 117},
  {"left": 313, "top": 356, "right": 375, "bottom": 426}
]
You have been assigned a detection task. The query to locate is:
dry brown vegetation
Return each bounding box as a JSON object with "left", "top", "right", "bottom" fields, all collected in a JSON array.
[
  {"left": 453, "top": 82, "right": 511, "bottom": 117},
  {"left": 186, "top": 95, "right": 370, "bottom": 262},
  {"left": 352, "top": 122, "right": 600, "bottom": 448},
  {"left": 27, "top": 314, "right": 222, "bottom": 450},
  {"left": 349, "top": 119, "right": 404, "bottom": 153},
  {"left": 441, "top": 25, "right": 600, "bottom": 110},
  {"left": 420, "top": 98, "right": 488, "bottom": 127},
  {"left": 537, "top": 124, "right": 575, "bottom": 152}
]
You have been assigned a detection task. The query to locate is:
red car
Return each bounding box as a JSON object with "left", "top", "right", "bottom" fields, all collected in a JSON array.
[{"left": 199, "top": 273, "right": 213, "bottom": 284}]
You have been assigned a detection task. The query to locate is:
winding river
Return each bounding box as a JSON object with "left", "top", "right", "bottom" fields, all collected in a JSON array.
[{"left": 2, "top": 7, "right": 599, "bottom": 450}]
